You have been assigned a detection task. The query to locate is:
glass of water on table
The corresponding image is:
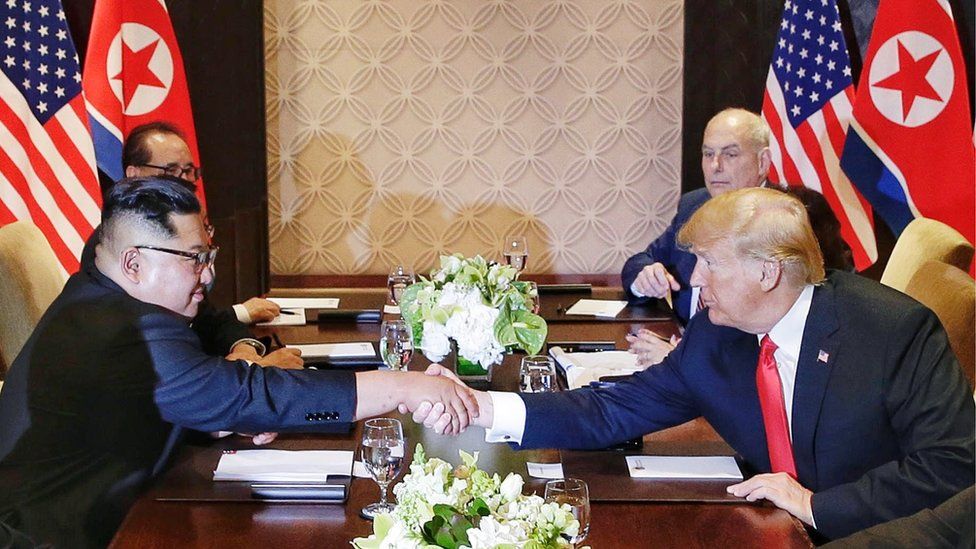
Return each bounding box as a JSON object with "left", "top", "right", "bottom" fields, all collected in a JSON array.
[
  {"left": 360, "top": 418, "right": 405, "bottom": 519},
  {"left": 388, "top": 265, "right": 415, "bottom": 305},
  {"left": 379, "top": 319, "right": 413, "bottom": 371}
]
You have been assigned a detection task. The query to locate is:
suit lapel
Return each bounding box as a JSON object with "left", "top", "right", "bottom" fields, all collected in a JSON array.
[{"left": 790, "top": 281, "right": 840, "bottom": 489}]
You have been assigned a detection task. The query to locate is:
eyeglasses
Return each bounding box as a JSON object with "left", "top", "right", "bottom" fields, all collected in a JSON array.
[
  {"left": 140, "top": 163, "right": 202, "bottom": 182},
  {"left": 135, "top": 245, "right": 219, "bottom": 273}
]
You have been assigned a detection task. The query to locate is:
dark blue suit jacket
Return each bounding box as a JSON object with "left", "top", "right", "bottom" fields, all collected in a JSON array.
[
  {"left": 621, "top": 188, "right": 710, "bottom": 323},
  {"left": 0, "top": 265, "right": 357, "bottom": 547},
  {"left": 517, "top": 271, "right": 975, "bottom": 539}
]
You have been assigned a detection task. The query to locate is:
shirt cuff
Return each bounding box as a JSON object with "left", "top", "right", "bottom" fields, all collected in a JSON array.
[
  {"left": 233, "top": 303, "right": 251, "bottom": 324},
  {"left": 484, "top": 391, "right": 527, "bottom": 444},
  {"left": 231, "top": 337, "right": 266, "bottom": 357},
  {"left": 629, "top": 281, "right": 645, "bottom": 298}
]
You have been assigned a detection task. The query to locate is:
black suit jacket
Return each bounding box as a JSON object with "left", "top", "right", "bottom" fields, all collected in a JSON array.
[
  {"left": 621, "top": 188, "right": 709, "bottom": 323},
  {"left": 0, "top": 265, "right": 356, "bottom": 548},
  {"left": 517, "top": 271, "right": 975, "bottom": 539}
]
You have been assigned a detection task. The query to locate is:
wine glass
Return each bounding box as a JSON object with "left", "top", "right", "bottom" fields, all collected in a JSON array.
[
  {"left": 388, "top": 265, "right": 415, "bottom": 305},
  {"left": 379, "top": 319, "right": 413, "bottom": 372},
  {"left": 545, "top": 478, "right": 590, "bottom": 547},
  {"left": 503, "top": 236, "right": 528, "bottom": 272},
  {"left": 360, "top": 418, "right": 405, "bottom": 519}
]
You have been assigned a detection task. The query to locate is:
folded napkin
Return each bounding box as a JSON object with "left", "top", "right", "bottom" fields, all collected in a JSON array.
[
  {"left": 213, "top": 449, "right": 354, "bottom": 482},
  {"left": 549, "top": 347, "right": 642, "bottom": 389}
]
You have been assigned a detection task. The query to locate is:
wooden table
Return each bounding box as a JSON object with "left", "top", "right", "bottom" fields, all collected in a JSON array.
[{"left": 110, "top": 288, "right": 812, "bottom": 548}]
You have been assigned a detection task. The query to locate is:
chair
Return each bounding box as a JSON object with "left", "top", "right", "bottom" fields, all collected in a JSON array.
[
  {"left": 881, "top": 218, "right": 974, "bottom": 292},
  {"left": 905, "top": 260, "right": 975, "bottom": 388},
  {"left": 0, "top": 221, "right": 67, "bottom": 378}
]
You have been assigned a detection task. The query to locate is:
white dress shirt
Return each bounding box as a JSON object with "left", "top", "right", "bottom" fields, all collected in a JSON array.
[{"left": 485, "top": 285, "right": 816, "bottom": 446}]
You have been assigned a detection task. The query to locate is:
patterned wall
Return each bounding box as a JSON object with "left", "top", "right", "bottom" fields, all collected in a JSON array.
[{"left": 264, "top": 0, "right": 684, "bottom": 275}]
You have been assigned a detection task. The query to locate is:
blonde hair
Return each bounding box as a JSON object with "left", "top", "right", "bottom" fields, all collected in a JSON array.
[{"left": 677, "top": 188, "right": 825, "bottom": 287}]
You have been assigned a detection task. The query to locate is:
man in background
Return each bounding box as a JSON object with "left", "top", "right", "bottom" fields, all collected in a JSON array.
[
  {"left": 0, "top": 177, "right": 479, "bottom": 548},
  {"left": 419, "top": 188, "right": 974, "bottom": 541}
]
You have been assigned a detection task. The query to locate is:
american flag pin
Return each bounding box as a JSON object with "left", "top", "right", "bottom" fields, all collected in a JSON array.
[{"left": 818, "top": 350, "right": 830, "bottom": 363}]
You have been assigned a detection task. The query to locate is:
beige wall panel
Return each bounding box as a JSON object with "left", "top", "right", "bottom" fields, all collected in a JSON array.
[{"left": 265, "top": 0, "right": 684, "bottom": 275}]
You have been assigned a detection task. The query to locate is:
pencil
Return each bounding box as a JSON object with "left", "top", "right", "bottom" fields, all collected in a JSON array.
[
  {"left": 278, "top": 309, "right": 298, "bottom": 315},
  {"left": 272, "top": 333, "right": 285, "bottom": 349}
]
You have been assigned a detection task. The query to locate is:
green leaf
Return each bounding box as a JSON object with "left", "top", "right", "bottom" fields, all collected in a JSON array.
[
  {"left": 422, "top": 515, "right": 445, "bottom": 543},
  {"left": 510, "top": 309, "right": 547, "bottom": 354},
  {"left": 467, "top": 497, "right": 491, "bottom": 517},
  {"left": 434, "top": 530, "right": 457, "bottom": 549}
]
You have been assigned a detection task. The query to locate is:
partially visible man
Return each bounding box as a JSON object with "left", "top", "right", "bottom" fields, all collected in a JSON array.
[
  {"left": 122, "top": 121, "right": 280, "bottom": 325},
  {"left": 0, "top": 178, "right": 479, "bottom": 548},
  {"left": 418, "top": 188, "right": 975, "bottom": 540},
  {"left": 622, "top": 108, "right": 773, "bottom": 324}
]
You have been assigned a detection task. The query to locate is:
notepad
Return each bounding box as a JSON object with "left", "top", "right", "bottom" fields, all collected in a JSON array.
[
  {"left": 526, "top": 462, "right": 565, "bottom": 479},
  {"left": 550, "top": 347, "right": 641, "bottom": 389},
  {"left": 564, "top": 299, "right": 627, "bottom": 318},
  {"left": 256, "top": 308, "right": 307, "bottom": 326},
  {"left": 268, "top": 297, "right": 340, "bottom": 309},
  {"left": 213, "top": 449, "right": 354, "bottom": 482},
  {"left": 625, "top": 456, "right": 743, "bottom": 479},
  {"left": 292, "top": 342, "right": 376, "bottom": 359}
]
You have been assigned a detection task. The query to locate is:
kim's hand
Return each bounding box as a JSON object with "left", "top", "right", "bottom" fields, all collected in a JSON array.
[
  {"left": 242, "top": 297, "right": 281, "bottom": 323},
  {"left": 727, "top": 473, "right": 815, "bottom": 526},
  {"left": 256, "top": 347, "right": 304, "bottom": 369},
  {"left": 626, "top": 330, "right": 679, "bottom": 367},
  {"left": 633, "top": 263, "right": 680, "bottom": 299},
  {"left": 399, "top": 365, "right": 479, "bottom": 435}
]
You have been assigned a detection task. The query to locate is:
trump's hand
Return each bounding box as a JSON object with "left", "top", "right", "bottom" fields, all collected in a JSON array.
[
  {"left": 633, "top": 263, "right": 680, "bottom": 298},
  {"left": 242, "top": 297, "right": 281, "bottom": 323},
  {"left": 404, "top": 365, "right": 492, "bottom": 435},
  {"left": 398, "top": 367, "right": 479, "bottom": 435},
  {"left": 727, "top": 473, "right": 815, "bottom": 526},
  {"left": 626, "top": 329, "right": 679, "bottom": 367}
]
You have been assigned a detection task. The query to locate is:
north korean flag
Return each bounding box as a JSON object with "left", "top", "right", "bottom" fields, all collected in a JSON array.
[
  {"left": 81, "top": 0, "right": 205, "bottom": 206},
  {"left": 840, "top": 0, "right": 974, "bottom": 248}
]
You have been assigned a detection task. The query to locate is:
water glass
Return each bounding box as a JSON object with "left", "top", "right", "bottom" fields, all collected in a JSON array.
[
  {"left": 388, "top": 265, "right": 415, "bottom": 305},
  {"left": 380, "top": 320, "right": 413, "bottom": 371},
  {"left": 502, "top": 236, "right": 528, "bottom": 272},
  {"left": 545, "top": 478, "right": 590, "bottom": 547},
  {"left": 360, "top": 418, "right": 405, "bottom": 519},
  {"left": 519, "top": 355, "right": 556, "bottom": 393}
]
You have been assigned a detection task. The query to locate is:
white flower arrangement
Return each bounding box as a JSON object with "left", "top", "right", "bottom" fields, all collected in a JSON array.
[
  {"left": 352, "top": 445, "right": 584, "bottom": 549},
  {"left": 400, "top": 255, "right": 547, "bottom": 370}
]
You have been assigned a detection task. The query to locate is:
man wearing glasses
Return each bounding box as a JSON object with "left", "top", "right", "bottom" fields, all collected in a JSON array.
[
  {"left": 122, "top": 121, "right": 281, "bottom": 328},
  {"left": 0, "top": 177, "right": 480, "bottom": 548}
]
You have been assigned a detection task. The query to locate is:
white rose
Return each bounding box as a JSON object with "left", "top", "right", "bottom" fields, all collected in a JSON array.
[
  {"left": 420, "top": 321, "right": 451, "bottom": 361},
  {"left": 498, "top": 473, "right": 523, "bottom": 503}
]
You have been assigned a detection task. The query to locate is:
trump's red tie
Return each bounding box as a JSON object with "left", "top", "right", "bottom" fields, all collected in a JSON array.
[{"left": 756, "top": 335, "right": 797, "bottom": 477}]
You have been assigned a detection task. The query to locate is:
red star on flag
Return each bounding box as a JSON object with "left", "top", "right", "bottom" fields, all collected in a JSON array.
[
  {"left": 873, "top": 40, "right": 942, "bottom": 122},
  {"left": 112, "top": 38, "right": 165, "bottom": 109}
]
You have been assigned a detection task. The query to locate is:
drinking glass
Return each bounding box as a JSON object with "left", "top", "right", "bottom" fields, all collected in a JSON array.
[
  {"left": 525, "top": 281, "right": 540, "bottom": 314},
  {"left": 544, "top": 478, "right": 590, "bottom": 547},
  {"left": 502, "top": 236, "right": 528, "bottom": 272},
  {"left": 387, "top": 265, "right": 415, "bottom": 305},
  {"left": 379, "top": 319, "right": 413, "bottom": 372},
  {"left": 360, "top": 418, "right": 405, "bottom": 519},
  {"left": 519, "top": 355, "right": 556, "bottom": 393}
]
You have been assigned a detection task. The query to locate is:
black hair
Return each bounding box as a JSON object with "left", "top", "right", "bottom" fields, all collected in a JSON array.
[
  {"left": 121, "top": 121, "right": 186, "bottom": 169},
  {"left": 101, "top": 176, "right": 201, "bottom": 237}
]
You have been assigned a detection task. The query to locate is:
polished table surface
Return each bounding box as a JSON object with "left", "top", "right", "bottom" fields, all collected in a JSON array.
[{"left": 109, "top": 288, "right": 812, "bottom": 548}]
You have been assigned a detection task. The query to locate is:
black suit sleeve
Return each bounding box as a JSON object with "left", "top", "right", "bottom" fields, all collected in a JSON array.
[
  {"left": 811, "top": 309, "right": 976, "bottom": 538},
  {"left": 191, "top": 297, "right": 251, "bottom": 356},
  {"left": 822, "top": 485, "right": 975, "bottom": 548}
]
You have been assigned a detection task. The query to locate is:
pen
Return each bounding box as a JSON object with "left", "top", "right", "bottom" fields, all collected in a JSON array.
[
  {"left": 278, "top": 309, "right": 298, "bottom": 315},
  {"left": 272, "top": 333, "right": 285, "bottom": 349},
  {"left": 629, "top": 330, "right": 671, "bottom": 343}
]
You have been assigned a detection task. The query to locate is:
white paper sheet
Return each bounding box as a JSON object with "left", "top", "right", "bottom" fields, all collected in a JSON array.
[
  {"left": 625, "top": 456, "right": 743, "bottom": 479},
  {"left": 213, "top": 449, "right": 354, "bottom": 482},
  {"left": 564, "top": 299, "right": 627, "bottom": 318},
  {"left": 256, "top": 308, "right": 307, "bottom": 326},
  {"left": 292, "top": 342, "right": 376, "bottom": 358},
  {"left": 268, "top": 297, "right": 340, "bottom": 309},
  {"left": 549, "top": 347, "right": 642, "bottom": 389},
  {"left": 526, "top": 462, "right": 564, "bottom": 479},
  {"left": 383, "top": 304, "right": 401, "bottom": 315}
]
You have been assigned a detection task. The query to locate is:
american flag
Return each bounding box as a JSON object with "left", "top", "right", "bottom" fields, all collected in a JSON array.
[
  {"left": 0, "top": 0, "right": 101, "bottom": 274},
  {"left": 761, "top": 0, "right": 877, "bottom": 270}
]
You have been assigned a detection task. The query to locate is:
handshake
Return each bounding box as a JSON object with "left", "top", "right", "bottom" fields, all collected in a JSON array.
[{"left": 391, "top": 364, "right": 492, "bottom": 436}]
